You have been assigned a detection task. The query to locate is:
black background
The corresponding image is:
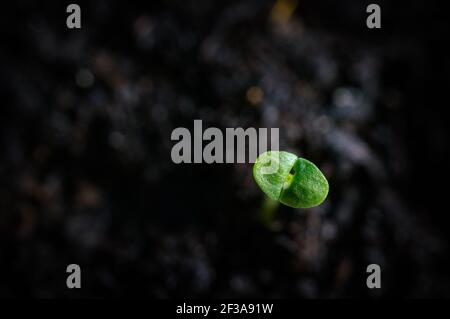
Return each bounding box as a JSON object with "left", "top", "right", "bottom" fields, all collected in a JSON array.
[{"left": 0, "top": 0, "right": 449, "bottom": 298}]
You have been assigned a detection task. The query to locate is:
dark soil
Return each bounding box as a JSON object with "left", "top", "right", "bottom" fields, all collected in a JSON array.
[{"left": 0, "top": 0, "right": 449, "bottom": 298}]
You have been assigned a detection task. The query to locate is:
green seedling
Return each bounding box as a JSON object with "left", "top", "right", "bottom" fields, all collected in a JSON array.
[{"left": 253, "top": 151, "right": 329, "bottom": 208}]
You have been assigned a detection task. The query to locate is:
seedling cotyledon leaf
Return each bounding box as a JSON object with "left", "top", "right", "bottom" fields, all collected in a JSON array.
[{"left": 253, "top": 151, "right": 329, "bottom": 209}]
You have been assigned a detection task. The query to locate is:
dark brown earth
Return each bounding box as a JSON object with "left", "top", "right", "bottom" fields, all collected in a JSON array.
[{"left": 0, "top": 0, "right": 448, "bottom": 298}]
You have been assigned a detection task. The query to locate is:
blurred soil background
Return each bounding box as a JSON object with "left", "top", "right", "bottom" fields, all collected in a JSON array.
[{"left": 1, "top": 0, "right": 449, "bottom": 297}]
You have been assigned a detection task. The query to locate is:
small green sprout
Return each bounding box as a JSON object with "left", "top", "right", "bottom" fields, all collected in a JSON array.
[{"left": 253, "top": 151, "right": 329, "bottom": 208}]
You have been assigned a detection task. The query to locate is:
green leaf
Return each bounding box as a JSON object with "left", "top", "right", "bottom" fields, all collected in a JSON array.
[
  {"left": 253, "top": 151, "right": 329, "bottom": 209},
  {"left": 253, "top": 151, "right": 297, "bottom": 201}
]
